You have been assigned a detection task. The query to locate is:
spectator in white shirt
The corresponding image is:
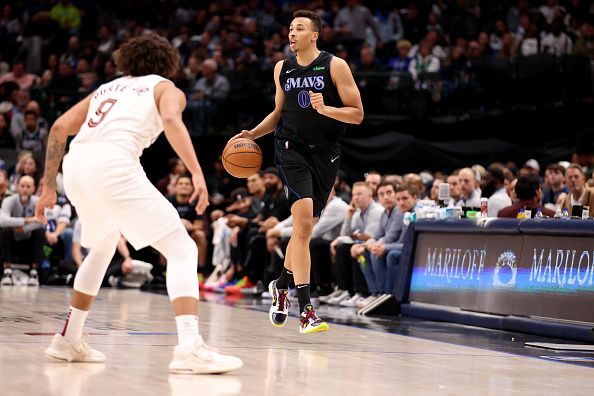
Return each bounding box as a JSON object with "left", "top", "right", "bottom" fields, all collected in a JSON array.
[
  {"left": 482, "top": 167, "right": 512, "bottom": 217},
  {"left": 541, "top": 19, "right": 573, "bottom": 57}
]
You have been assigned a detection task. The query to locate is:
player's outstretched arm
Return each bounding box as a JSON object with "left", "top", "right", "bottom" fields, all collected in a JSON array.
[
  {"left": 156, "top": 82, "right": 209, "bottom": 215},
  {"left": 36, "top": 94, "right": 92, "bottom": 223},
  {"left": 229, "top": 60, "right": 285, "bottom": 142},
  {"left": 309, "top": 57, "right": 364, "bottom": 125}
]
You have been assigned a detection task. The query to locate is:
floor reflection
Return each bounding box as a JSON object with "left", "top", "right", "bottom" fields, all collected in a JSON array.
[
  {"left": 168, "top": 374, "right": 242, "bottom": 396},
  {"left": 44, "top": 363, "right": 105, "bottom": 396}
]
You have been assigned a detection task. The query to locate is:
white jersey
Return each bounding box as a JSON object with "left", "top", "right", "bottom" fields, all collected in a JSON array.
[{"left": 71, "top": 74, "right": 169, "bottom": 158}]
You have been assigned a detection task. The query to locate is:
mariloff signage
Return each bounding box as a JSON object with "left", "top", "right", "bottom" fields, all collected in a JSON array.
[{"left": 410, "top": 233, "right": 594, "bottom": 323}]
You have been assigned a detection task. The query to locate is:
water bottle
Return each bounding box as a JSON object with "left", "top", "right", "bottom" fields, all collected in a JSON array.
[
  {"left": 357, "top": 254, "right": 367, "bottom": 269},
  {"left": 554, "top": 208, "right": 562, "bottom": 218},
  {"left": 516, "top": 208, "right": 526, "bottom": 219},
  {"left": 535, "top": 208, "right": 544, "bottom": 219},
  {"left": 562, "top": 207, "right": 570, "bottom": 219}
]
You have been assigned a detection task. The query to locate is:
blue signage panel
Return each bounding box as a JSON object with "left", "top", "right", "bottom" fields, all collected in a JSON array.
[{"left": 409, "top": 232, "right": 594, "bottom": 323}]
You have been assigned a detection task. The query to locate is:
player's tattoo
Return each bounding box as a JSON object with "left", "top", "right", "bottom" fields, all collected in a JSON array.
[{"left": 43, "top": 134, "right": 66, "bottom": 189}]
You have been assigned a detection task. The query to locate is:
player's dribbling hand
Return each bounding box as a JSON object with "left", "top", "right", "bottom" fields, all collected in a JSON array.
[
  {"left": 35, "top": 187, "right": 57, "bottom": 225},
  {"left": 229, "top": 130, "right": 255, "bottom": 142},
  {"left": 308, "top": 90, "right": 325, "bottom": 114},
  {"left": 190, "top": 174, "right": 210, "bottom": 215}
]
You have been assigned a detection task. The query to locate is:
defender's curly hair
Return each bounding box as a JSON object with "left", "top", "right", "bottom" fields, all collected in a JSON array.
[{"left": 113, "top": 33, "right": 180, "bottom": 79}]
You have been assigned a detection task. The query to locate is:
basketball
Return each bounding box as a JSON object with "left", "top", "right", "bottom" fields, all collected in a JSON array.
[{"left": 222, "top": 138, "right": 263, "bottom": 178}]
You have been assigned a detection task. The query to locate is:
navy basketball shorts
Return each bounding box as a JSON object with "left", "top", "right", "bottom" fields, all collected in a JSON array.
[{"left": 274, "top": 138, "right": 340, "bottom": 217}]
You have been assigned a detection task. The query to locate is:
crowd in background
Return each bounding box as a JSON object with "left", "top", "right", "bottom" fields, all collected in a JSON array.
[
  {"left": 0, "top": 1, "right": 593, "bottom": 298},
  {"left": 0, "top": 0, "right": 593, "bottom": 136}
]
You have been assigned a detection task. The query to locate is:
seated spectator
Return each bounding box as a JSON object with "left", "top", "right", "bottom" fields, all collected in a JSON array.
[
  {"left": 519, "top": 24, "right": 541, "bottom": 56},
  {"left": 497, "top": 175, "right": 556, "bottom": 218},
  {"left": 541, "top": 163, "right": 568, "bottom": 210},
  {"left": 365, "top": 171, "right": 382, "bottom": 197},
  {"left": 456, "top": 167, "right": 481, "bottom": 208},
  {"left": 0, "top": 175, "right": 44, "bottom": 286},
  {"left": 574, "top": 23, "right": 594, "bottom": 60},
  {"left": 540, "top": 18, "right": 573, "bottom": 57},
  {"left": 41, "top": 187, "right": 73, "bottom": 272},
  {"left": 497, "top": 32, "right": 517, "bottom": 62},
  {"left": 352, "top": 181, "right": 403, "bottom": 308},
  {"left": 13, "top": 110, "right": 48, "bottom": 163},
  {"left": 0, "top": 60, "right": 40, "bottom": 91},
  {"left": 368, "top": 183, "right": 417, "bottom": 300},
  {"left": 186, "top": 59, "right": 230, "bottom": 135},
  {"left": 205, "top": 184, "right": 262, "bottom": 291},
  {"left": 539, "top": 0, "right": 565, "bottom": 25},
  {"left": 387, "top": 39, "right": 412, "bottom": 73},
  {"left": 447, "top": 172, "right": 462, "bottom": 203},
  {"left": 482, "top": 167, "right": 512, "bottom": 217},
  {"left": 560, "top": 164, "right": 594, "bottom": 217},
  {"left": 408, "top": 40, "right": 440, "bottom": 81},
  {"left": 324, "top": 182, "right": 384, "bottom": 307},
  {"left": 155, "top": 157, "right": 188, "bottom": 196},
  {"left": 9, "top": 100, "right": 49, "bottom": 143},
  {"left": 9, "top": 151, "right": 41, "bottom": 191},
  {"left": 404, "top": 173, "right": 426, "bottom": 199},
  {"left": 223, "top": 168, "right": 290, "bottom": 293},
  {"left": 168, "top": 175, "right": 208, "bottom": 269},
  {"left": 409, "top": 31, "right": 447, "bottom": 61}
]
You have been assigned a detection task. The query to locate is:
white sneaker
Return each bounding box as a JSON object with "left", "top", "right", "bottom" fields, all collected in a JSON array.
[
  {"left": 1, "top": 268, "right": 13, "bottom": 286},
  {"left": 339, "top": 293, "right": 365, "bottom": 307},
  {"left": 120, "top": 260, "right": 153, "bottom": 288},
  {"left": 356, "top": 295, "right": 378, "bottom": 309},
  {"left": 44, "top": 333, "right": 106, "bottom": 363},
  {"left": 318, "top": 288, "right": 342, "bottom": 304},
  {"left": 27, "top": 269, "right": 39, "bottom": 287},
  {"left": 326, "top": 290, "right": 351, "bottom": 305},
  {"left": 169, "top": 336, "right": 243, "bottom": 374}
]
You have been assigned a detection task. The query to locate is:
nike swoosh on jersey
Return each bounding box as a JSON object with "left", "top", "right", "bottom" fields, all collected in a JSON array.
[{"left": 286, "top": 69, "right": 296, "bottom": 74}]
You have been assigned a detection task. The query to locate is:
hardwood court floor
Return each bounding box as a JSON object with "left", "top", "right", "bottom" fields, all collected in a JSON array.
[{"left": 1, "top": 286, "right": 592, "bottom": 396}]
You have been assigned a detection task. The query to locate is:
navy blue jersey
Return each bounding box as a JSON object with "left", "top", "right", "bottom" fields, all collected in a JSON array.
[{"left": 276, "top": 51, "right": 345, "bottom": 145}]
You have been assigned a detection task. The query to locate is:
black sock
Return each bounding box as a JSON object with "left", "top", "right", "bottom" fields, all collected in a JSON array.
[
  {"left": 275, "top": 267, "right": 293, "bottom": 289},
  {"left": 296, "top": 284, "right": 311, "bottom": 313}
]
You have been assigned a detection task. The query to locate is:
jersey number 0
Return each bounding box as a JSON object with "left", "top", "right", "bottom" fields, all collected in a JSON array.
[{"left": 88, "top": 99, "right": 118, "bottom": 128}]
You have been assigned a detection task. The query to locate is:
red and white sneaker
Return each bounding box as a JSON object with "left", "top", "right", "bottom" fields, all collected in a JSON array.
[
  {"left": 268, "top": 280, "right": 290, "bottom": 327},
  {"left": 299, "top": 304, "right": 329, "bottom": 334}
]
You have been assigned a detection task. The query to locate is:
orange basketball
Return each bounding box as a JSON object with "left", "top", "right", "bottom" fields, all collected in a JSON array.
[{"left": 222, "top": 138, "right": 263, "bottom": 178}]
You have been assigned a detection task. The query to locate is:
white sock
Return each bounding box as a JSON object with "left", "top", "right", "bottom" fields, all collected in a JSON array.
[
  {"left": 175, "top": 315, "right": 200, "bottom": 348},
  {"left": 62, "top": 306, "right": 89, "bottom": 343}
]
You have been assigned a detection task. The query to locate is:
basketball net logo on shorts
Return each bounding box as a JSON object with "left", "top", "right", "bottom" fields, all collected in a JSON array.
[
  {"left": 284, "top": 185, "right": 289, "bottom": 199},
  {"left": 284, "top": 76, "right": 325, "bottom": 109}
]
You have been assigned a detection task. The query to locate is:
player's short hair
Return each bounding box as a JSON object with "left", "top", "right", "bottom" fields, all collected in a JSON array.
[
  {"left": 293, "top": 10, "right": 322, "bottom": 33},
  {"left": 113, "top": 33, "right": 180, "bottom": 79}
]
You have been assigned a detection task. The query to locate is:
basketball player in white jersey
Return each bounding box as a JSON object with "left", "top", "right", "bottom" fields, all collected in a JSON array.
[{"left": 35, "top": 34, "right": 242, "bottom": 374}]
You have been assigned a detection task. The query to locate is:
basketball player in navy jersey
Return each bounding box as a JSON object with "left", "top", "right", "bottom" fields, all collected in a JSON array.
[{"left": 229, "top": 10, "right": 363, "bottom": 333}]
